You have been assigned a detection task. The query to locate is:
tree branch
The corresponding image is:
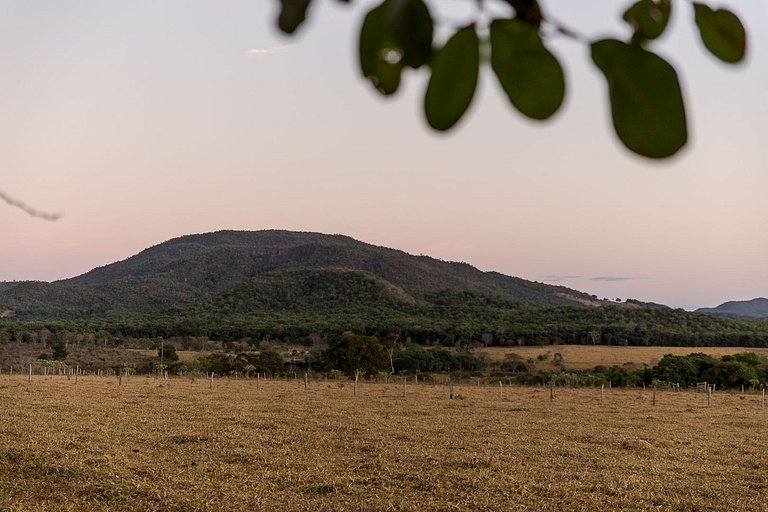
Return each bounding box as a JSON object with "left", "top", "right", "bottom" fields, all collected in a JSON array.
[{"left": 0, "top": 190, "right": 61, "bottom": 221}]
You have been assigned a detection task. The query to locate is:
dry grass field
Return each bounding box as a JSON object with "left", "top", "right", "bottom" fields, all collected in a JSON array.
[
  {"left": 1, "top": 375, "right": 767, "bottom": 511},
  {"left": 477, "top": 345, "right": 768, "bottom": 371}
]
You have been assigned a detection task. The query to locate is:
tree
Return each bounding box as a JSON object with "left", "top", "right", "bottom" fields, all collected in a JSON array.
[
  {"left": 274, "top": 0, "right": 746, "bottom": 159},
  {"left": 323, "top": 333, "right": 387, "bottom": 377}
]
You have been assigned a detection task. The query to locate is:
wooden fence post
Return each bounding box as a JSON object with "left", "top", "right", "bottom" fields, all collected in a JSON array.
[
  {"left": 256, "top": 373, "right": 260, "bottom": 391},
  {"left": 450, "top": 381, "right": 454, "bottom": 400},
  {"left": 354, "top": 372, "right": 359, "bottom": 397},
  {"left": 652, "top": 385, "right": 656, "bottom": 406},
  {"left": 499, "top": 381, "right": 503, "bottom": 400},
  {"left": 209, "top": 372, "right": 214, "bottom": 390},
  {"left": 601, "top": 384, "right": 604, "bottom": 403},
  {"left": 549, "top": 381, "right": 554, "bottom": 402},
  {"left": 403, "top": 376, "right": 407, "bottom": 398},
  {"left": 304, "top": 373, "right": 308, "bottom": 392},
  {"left": 707, "top": 385, "right": 712, "bottom": 407},
  {"left": 28, "top": 364, "right": 32, "bottom": 384}
]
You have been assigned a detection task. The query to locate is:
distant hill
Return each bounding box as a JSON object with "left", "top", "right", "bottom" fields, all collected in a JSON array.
[
  {"left": 0, "top": 230, "right": 608, "bottom": 318},
  {"left": 696, "top": 298, "right": 768, "bottom": 319},
  {"left": 2, "top": 231, "right": 768, "bottom": 347}
]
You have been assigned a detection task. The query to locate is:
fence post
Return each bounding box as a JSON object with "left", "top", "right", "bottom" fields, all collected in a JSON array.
[
  {"left": 652, "top": 385, "right": 656, "bottom": 406},
  {"left": 601, "top": 384, "right": 604, "bottom": 404},
  {"left": 499, "top": 381, "right": 503, "bottom": 400},
  {"left": 707, "top": 385, "right": 712, "bottom": 407},
  {"left": 549, "top": 380, "right": 554, "bottom": 402},
  {"left": 304, "top": 373, "right": 308, "bottom": 393},
  {"left": 256, "top": 373, "right": 260, "bottom": 391},
  {"left": 209, "top": 372, "right": 214, "bottom": 390},
  {"left": 403, "top": 376, "right": 407, "bottom": 398},
  {"left": 28, "top": 364, "right": 32, "bottom": 384},
  {"left": 450, "top": 380, "right": 454, "bottom": 400}
]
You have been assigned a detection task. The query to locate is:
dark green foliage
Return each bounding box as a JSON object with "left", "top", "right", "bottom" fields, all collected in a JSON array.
[
  {"left": 323, "top": 334, "right": 387, "bottom": 377},
  {"left": 393, "top": 344, "right": 483, "bottom": 373},
  {"left": 592, "top": 39, "right": 687, "bottom": 158},
  {"left": 623, "top": 0, "right": 671, "bottom": 41},
  {"left": 491, "top": 19, "right": 565, "bottom": 120},
  {"left": 271, "top": 0, "right": 746, "bottom": 159},
  {"left": 694, "top": 3, "right": 747, "bottom": 63},
  {"left": 277, "top": 0, "right": 312, "bottom": 34},
  {"left": 359, "top": 1, "right": 403, "bottom": 95},
  {"left": 424, "top": 25, "right": 479, "bottom": 131},
  {"left": 159, "top": 344, "right": 179, "bottom": 362},
  {"left": 652, "top": 352, "right": 767, "bottom": 389}
]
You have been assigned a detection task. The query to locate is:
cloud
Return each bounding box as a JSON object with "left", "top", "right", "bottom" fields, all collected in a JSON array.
[
  {"left": 246, "top": 45, "right": 292, "bottom": 57},
  {"left": 543, "top": 275, "right": 582, "bottom": 282},
  {"left": 589, "top": 276, "right": 638, "bottom": 282}
]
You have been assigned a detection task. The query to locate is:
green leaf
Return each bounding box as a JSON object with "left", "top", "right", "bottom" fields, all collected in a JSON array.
[
  {"left": 388, "top": 0, "right": 434, "bottom": 69},
  {"left": 490, "top": 19, "right": 565, "bottom": 120},
  {"left": 694, "top": 3, "right": 746, "bottom": 63},
  {"left": 359, "top": 1, "right": 403, "bottom": 95},
  {"left": 424, "top": 26, "right": 479, "bottom": 131},
  {"left": 277, "top": 0, "right": 312, "bottom": 34},
  {"left": 623, "top": 0, "right": 671, "bottom": 41},
  {"left": 591, "top": 39, "right": 687, "bottom": 158}
]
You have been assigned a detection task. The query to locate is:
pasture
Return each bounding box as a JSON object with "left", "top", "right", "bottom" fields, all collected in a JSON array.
[
  {"left": 1, "top": 374, "right": 767, "bottom": 511},
  {"left": 477, "top": 345, "right": 768, "bottom": 371}
]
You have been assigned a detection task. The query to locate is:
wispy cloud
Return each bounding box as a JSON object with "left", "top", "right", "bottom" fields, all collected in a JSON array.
[
  {"left": 246, "top": 45, "right": 292, "bottom": 57},
  {"left": 590, "top": 276, "right": 638, "bottom": 282},
  {"left": 0, "top": 190, "right": 60, "bottom": 221},
  {"left": 543, "top": 275, "right": 582, "bottom": 282}
]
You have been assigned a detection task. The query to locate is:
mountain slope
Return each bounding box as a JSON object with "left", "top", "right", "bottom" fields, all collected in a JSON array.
[
  {"left": 30, "top": 229, "right": 604, "bottom": 313},
  {"left": 696, "top": 298, "right": 768, "bottom": 319}
]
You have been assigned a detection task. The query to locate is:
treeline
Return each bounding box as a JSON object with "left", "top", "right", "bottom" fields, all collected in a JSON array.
[
  {"left": 14, "top": 329, "right": 768, "bottom": 390},
  {"left": 3, "top": 299, "right": 768, "bottom": 348}
]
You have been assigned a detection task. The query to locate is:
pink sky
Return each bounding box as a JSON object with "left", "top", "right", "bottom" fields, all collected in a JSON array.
[{"left": 1, "top": 1, "right": 766, "bottom": 310}]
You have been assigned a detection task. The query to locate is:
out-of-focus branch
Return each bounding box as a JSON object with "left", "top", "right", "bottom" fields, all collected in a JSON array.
[{"left": 0, "top": 190, "right": 61, "bottom": 221}]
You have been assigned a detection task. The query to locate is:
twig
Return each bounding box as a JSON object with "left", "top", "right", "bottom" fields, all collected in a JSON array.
[{"left": 0, "top": 190, "right": 61, "bottom": 221}]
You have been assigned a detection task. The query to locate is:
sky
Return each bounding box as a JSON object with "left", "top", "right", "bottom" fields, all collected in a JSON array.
[{"left": 1, "top": 0, "right": 766, "bottom": 310}]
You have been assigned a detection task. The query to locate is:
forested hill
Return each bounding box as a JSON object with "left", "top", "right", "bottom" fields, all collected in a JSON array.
[
  {"left": 0, "top": 230, "right": 607, "bottom": 319},
  {"left": 63, "top": 230, "right": 599, "bottom": 305},
  {"left": 1, "top": 230, "right": 768, "bottom": 346},
  {"left": 696, "top": 298, "right": 768, "bottom": 319}
]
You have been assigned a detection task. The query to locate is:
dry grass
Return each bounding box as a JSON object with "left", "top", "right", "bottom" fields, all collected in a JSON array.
[
  {"left": 477, "top": 345, "right": 768, "bottom": 371},
  {"left": 1, "top": 375, "right": 767, "bottom": 511}
]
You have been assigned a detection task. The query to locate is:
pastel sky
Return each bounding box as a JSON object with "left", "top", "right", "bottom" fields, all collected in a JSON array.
[{"left": 1, "top": 1, "right": 766, "bottom": 310}]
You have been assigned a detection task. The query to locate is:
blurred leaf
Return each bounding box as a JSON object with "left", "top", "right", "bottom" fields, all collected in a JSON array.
[
  {"left": 359, "top": 1, "right": 403, "bottom": 95},
  {"left": 389, "top": 0, "right": 433, "bottom": 69},
  {"left": 694, "top": 3, "right": 746, "bottom": 63},
  {"left": 490, "top": 19, "right": 565, "bottom": 120},
  {"left": 424, "top": 25, "right": 479, "bottom": 131},
  {"left": 623, "top": 0, "right": 671, "bottom": 41},
  {"left": 592, "top": 39, "right": 687, "bottom": 158},
  {"left": 500, "top": 0, "right": 542, "bottom": 27},
  {"left": 277, "top": 0, "right": 312, "bottom": 34}
]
